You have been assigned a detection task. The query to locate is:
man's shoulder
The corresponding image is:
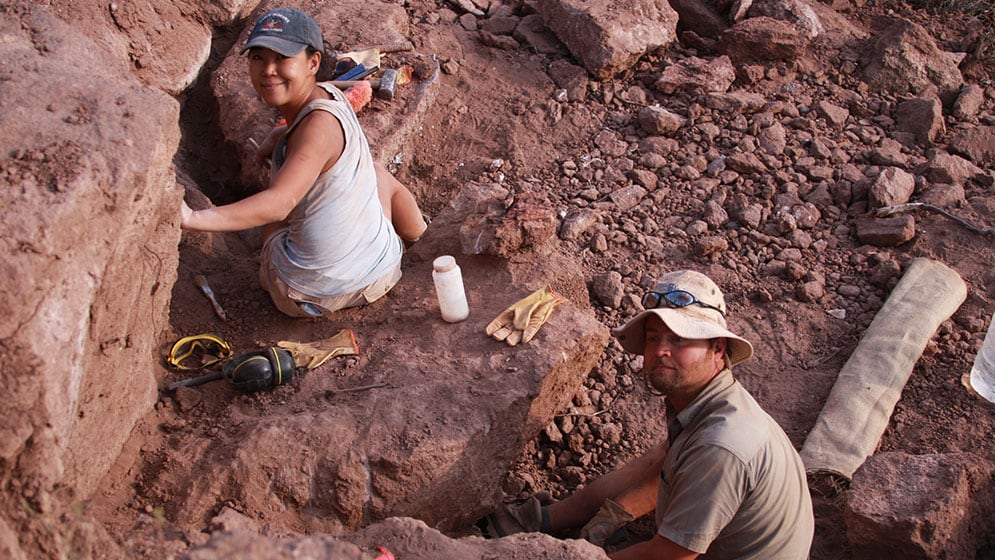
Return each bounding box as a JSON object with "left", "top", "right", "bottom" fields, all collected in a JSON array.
[{"left": 687, "top": 384, "right": 776, "bottom": 463}]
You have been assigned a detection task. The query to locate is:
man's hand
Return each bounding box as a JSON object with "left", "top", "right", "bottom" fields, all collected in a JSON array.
[
  {"left": 580, "top": 498, "right": 634, "bottom": 547},
  {"left": 477, "top": 495, "right": 548, "bottom": 538}
]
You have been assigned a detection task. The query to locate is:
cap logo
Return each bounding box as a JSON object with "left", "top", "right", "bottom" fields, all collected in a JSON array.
[
  {"left": 260, "top": 14, "right": 289, "bottom": 33},
  {"left": 241, "top": 8, "right": 323, "bottom": 57}
]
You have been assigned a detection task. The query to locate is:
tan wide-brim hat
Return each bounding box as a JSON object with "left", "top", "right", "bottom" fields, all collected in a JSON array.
[{"left": 611, "top": 270, "right": 754, "bottom": 366}]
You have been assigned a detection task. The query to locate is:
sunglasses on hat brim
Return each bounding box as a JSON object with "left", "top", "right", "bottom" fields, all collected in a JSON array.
[{"left": 641, "top": 290, "right": 726, "bottom": 317}]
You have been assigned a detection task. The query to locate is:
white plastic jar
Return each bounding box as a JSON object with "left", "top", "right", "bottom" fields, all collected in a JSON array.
[{"left": 432, "top": 255, "right": 469, "bottom": 322}]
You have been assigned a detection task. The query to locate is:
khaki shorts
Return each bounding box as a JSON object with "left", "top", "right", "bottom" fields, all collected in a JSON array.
[{"left": 259, "top": 233, "right": 402, "bottom": 318}]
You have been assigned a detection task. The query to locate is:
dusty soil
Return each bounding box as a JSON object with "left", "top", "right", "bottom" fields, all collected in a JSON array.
[{"left": 85, "top": 0, "right": 994, "bottom": 558}]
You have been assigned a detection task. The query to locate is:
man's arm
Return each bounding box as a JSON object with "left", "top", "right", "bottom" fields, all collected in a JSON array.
[
  {"left": 612, "top": 457, "right": 664, "bottom": 517},
  {"left": 547, "top": 440, "right": 669, "bottom": 530},
  {"left": 609, "top": 534, "right": 700, "bottom": 560}
]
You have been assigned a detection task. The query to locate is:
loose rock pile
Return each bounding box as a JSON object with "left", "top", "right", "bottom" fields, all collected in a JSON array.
[{"left": 451, "top": 0, "right": 994, "bottom": 554}]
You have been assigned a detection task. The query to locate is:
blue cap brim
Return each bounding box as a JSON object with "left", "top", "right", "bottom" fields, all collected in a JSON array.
[{"left": 239, "top": 36, "right": 307, "bottom": 57}]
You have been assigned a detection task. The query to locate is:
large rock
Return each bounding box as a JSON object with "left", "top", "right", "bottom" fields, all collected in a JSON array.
[
  {"left": 917, "top": 150, "right": 986, "bottom": 187},
  {"left": 951, "top": 84, "right": 986, "bottom": 120},
  {"left": 845, "top": 452, "right": 995, "bottom": 559},
  {"left": 149, "top": 181, "right": 609, "bottom": 534},
  {"left": 867, "top": 167, "right": 915, "bottom": 209},
  {"left": 854, "top": 214, "right": 915, "bottom": 246},
  {"left": 718, "top": 16, "right": 811, "bottom": 62},
  {"left": 948, "top": 126, "right": 995, "bottom": 167},
  {"left": 894, "top": 96, "right": 945, "bottom": 146},
  {"left": 749, "top": 0, "right": 825, "bottom": 38},
  {"left": 536, "top": 0, "right": 679, "bottom": 79},
  {"left": 0, "top": 2, "right": 181, "bottom": 553},
  {"left": 860, "top": 17, "right": 964, "bottom": 103},
  {"left": 47, "top": 0, "right": 253, "bottom": 95},
  {"left": 187, "top": 517, "right": 609, "bottom": 559}
]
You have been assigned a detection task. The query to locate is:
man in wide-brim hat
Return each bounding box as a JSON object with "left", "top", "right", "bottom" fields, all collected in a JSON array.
[{"left": 482, "top": 270, "right": 814, "bottom": 560}]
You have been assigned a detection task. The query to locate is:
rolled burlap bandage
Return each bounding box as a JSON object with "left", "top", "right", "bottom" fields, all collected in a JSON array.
[{"left": 800, "top": 258, "right": 967, "bottom": 480}]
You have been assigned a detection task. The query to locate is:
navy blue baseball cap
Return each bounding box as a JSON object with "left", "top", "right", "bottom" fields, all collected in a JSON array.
[{"left": 240, "top": 7, "right": 324, "bottom": 57}]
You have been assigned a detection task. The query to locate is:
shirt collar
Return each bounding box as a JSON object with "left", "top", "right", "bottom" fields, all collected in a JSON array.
[{"left": 665, "top": 368, "right": 734, "bottom": 443}]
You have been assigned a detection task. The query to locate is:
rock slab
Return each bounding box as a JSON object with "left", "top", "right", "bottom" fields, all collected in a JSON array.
[
  {"left": 156, "top": 182, "right": 610, "bottom": 534},
  {"left": 536, "top": 0, "right": 679, "bottom": 79},
  {"left": 0, "top": 7, "right": 182, "bottom": 557},
  {"left": 0, "top": 5, "right": 181, "bottom": 493},
  {"left": 845, "top": 452, "right": 995, "bottom": 560}
]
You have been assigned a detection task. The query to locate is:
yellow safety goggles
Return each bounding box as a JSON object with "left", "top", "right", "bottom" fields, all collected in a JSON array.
[{"left": 167, "top": 334, "right": 232, "bottom": 370}]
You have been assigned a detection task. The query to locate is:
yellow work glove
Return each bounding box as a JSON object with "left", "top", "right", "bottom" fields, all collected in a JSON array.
[
  {"left": 277, "top": 329, "right": 359, "bottom": 369},
  {"left": 579, "top": 498, "right": 634, "bottom": 547},
  {"left": 486, "top": 286, "right": 566, "bottom": 346}
]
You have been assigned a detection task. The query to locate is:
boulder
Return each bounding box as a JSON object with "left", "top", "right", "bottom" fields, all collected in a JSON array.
[
  {"left": 854, "top": 214, "right": 915, "bottom": 246},
  {"left": 149, "top": 182, "right": 610, "bottom": 534},
  {"left": 536, "top": 0, "right": 679, "bottom": 79},
  {"left": 894, "top": 97, "right": 945, "bottom": 147},
  {"left": 860, "top": 18, "right": 964, "bottom": 103},
  {"left": 47, "top": 0, "right": 249, "bottom": 95},
  {"left": 0, "top": 3, "right": 181, "bottom": 551},
  {"left": 952, "top": 84, "right": 986, "bottom": 120},
  {"left": 749, "top": 0, "right": 825, "bottom": 38},
  {"left": 917, "top": 150, "right": 985, "bottom": 187},
  {"left": 718, "top": 16, "right": 811, "bottom": 62},
  {"left": 948, "top": 126, "right": 995, "bottom": 167},
  {"left": 186, "top": 517, "right": 609, "bottom": 560},
  {"left": 845, "top": 452, "right": 995, "bottom": 560},
  {"left": 868, "top": 167, "right": 916, "bottom": 209}
]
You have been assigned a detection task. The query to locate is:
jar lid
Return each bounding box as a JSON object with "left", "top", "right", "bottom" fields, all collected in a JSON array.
[{"left": 433, "top": 255, "right": 456, "bottom": 273}]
